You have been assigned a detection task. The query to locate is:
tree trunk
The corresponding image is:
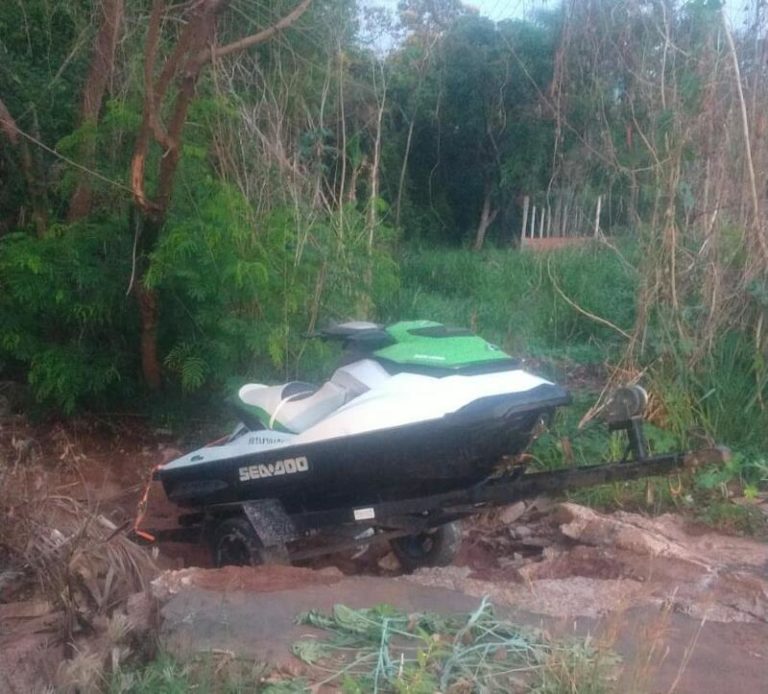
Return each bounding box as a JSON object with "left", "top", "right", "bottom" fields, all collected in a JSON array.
[
  {"left": 129, "top": 209, "right": 163, "bottom": 389},
  {"left": 135, "top": 281, "right": 161, "bottom": 390},
  {"left": 395, "top": 117, "right": 415, "bottom": 229},
  {"left": 68, "top": 0, "right": 124, "bottom": 221},
  {"left": 367, "top": 68, "right": 386, "bottom": 250},
  {"left": 362, "top": 60, "right": 386, "bottom": 316},
  {"left": 473, "top": 181, "right": 498, "bottom": 250},
  {"left": 28, "top": 108, "right": 50, "bottom": 236},
  {"left": 0, "top": 98, "right": 47, "bottom": 235},
  {"left": 127, "top": 0, "right": 313, "bottom": 389},
  {"left": 0, "top": 97, "right": 18, "bottom": 145},
  {"left": 130, "top": 76, "right": 196, "bottom": 390}
]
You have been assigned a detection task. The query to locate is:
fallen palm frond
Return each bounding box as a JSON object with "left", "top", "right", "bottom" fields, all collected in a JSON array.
[
  {"left": 291, "top": 598, "right": 620, "bottom": 693},
  {"left": 1, "top": 457, "right": 159, "bottom": 692},
  {"left": 6, "top": 494, "right": 157, "bottom": 623}
]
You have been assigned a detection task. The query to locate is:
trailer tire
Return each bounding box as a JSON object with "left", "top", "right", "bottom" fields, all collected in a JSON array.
[
  {"left": 209, "top": 516, "right": 289, "bottom": 567},
  {"left": 390, "top": 521, "right": 461, "bottom": 572}
]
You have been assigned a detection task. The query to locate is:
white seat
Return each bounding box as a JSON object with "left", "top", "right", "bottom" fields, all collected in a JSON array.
[
  {"left": 239, "top": 381, "right": 347, "bottom": 433},
  {"left": 238, "top": 359, "right": 391, "bottom": 434}
]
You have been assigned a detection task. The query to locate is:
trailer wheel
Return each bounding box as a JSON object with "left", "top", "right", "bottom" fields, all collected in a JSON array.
[
  {"left": 390, "top": 521, "right": 461, "bottom": 572},
  {"left": 209, "top": 516, "right": 289, "bottom": 567},
  {"left": 210, "top": 516, "right": 263, "bottom": 566}
]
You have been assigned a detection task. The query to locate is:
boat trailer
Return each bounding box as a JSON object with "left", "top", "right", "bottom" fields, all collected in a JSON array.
[{"left": 135, "top": 387, "right": 728, "bottom": 569}]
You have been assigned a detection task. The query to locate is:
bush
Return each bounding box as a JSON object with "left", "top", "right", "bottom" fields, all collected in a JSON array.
[
  {"left": 0, "top": 182, "right": 399, "bottom": 413},
  {"left": 0, "top": 221, "right": 138, "bottom": 412}
]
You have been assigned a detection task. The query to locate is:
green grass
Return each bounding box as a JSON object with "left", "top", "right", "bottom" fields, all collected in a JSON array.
[
  {"left": 109, "top": 654, "right": 283, "bottom": 694},
  {"left": 655, "top": 331, "right": 768, "bottom": 452},
  {"left": 525, "top": 386, "right": 768, "bottom": 532},
  {"left": 377, "top": 244, "right": 768, "bottom": 530},
  {"left": 527, "top": 390, "right": 687, "bottom": 515},
  {"left": 379, "top": 244, "right": 636, "bottom": 361}
]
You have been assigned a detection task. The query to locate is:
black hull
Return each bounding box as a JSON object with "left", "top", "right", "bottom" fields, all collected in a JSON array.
[{"left": 157, "top": 384, "right": 570, "bottom": 512}]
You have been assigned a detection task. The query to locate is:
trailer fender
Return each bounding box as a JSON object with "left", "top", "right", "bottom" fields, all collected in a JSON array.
[{"left": 241, "top": 498, "right": 299, "bottom": 548}]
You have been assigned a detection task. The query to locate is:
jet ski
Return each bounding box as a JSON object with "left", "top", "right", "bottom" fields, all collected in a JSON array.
[
  {"left": 155, "top": 321, "right": 571, "bottom": 513},
  {"left": 145, "top": 322, "right": 725, "bottom": 569}
]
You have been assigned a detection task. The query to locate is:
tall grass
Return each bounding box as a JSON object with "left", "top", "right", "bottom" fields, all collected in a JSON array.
[
  {"left": 653, "top": 331, "right": 768, "bottom": 451},
  {"left": 379, "top": 243, "right": 635, "bottom": 362},
  {"left": 377, "top": 243, "right": 768, "bottom": 456}
]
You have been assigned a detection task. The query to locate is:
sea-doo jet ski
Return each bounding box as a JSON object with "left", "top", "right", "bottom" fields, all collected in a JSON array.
[
  {"left": 146, "top": 321, "right": 726, "bottom": 569},
  {"left": 156, "top": 321, "right": 571, "bottom": 512}
]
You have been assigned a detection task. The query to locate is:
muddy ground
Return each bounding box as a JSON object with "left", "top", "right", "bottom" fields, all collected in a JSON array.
[{"left": 1, "top": 414, "right": 767, "bottom": 692}]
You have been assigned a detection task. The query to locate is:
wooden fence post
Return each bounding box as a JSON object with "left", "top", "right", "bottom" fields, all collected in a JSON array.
[
  {"left": 594, "top": 195, "right": 602, "bottom": 238},
  {"left": 521, "top": 195, "right": 530, "bottom": 240},
  {"left": 561, "top": 196, "right": 568, "bottom": 237},
  {"left": 546, "top": 204, "right": 552, "bottom": 237}
]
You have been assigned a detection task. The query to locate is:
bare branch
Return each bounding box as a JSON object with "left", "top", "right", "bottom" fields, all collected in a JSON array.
[
  {"left": 721, "top": 8, "right": 768, "bottom": 267},
  {"left": 546, "top": 256, "right": 631, "bottom": 340},
  {"left": 200, "top": 0, "right": 312, "bottom": 63},
  {"left": 0, "top": 97, "right": 19, "bottom": 144}
]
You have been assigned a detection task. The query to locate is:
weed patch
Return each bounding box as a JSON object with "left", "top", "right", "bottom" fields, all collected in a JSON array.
[
  {"left": 289, "top": 599, "right": 619, "bottom": 692},
  {"left": 109, "top": 654, "right": 276, "bottom": 694}
]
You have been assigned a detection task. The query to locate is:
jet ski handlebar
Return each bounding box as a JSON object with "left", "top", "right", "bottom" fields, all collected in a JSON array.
[{"left": 305, "top": 322, "right": 395, "bottom": 353}]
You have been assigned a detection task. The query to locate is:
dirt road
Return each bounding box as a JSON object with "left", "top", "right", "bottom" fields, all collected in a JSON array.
[
  {"left": 2, "top": 416, "right": 767, "bottom": 691},
  {"left": 153, "top": 564, "right": 768, "bottom": 693}
]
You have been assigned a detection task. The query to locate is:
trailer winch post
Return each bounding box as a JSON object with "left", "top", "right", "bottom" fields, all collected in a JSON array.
[
  {"left": 609, "top": 415, "right": 648, "bottom": 461},
  {"left": 602, "top": 385, "right": 651, "bottom": 461}
]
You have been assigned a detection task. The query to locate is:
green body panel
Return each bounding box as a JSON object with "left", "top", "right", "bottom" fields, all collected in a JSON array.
[{"left": 375, "top": 320, "right": 511, "bottom": 368}]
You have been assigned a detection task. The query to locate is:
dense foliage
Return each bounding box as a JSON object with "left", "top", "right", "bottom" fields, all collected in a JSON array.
[{"left": 0, "top": 0, "right": 766, "bottom": 464}]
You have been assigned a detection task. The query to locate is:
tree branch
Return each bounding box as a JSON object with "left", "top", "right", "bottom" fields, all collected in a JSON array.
[
  {"left": 155, "top": 0, "right": 226, "bottom": 102},
  {"left": 131, "top": 0, "right": 165, "bottom": 215},
  {"left": 198, "top": 0, "right": 312, "bottom": 63},
  {"left": 0, "top": 97, "right": 19, "bottom": 144},
  {"left": 547, "top": 256, "right": 631, "bottom": 340},
  {"left": 68, "top": 0, "right": 124, "bottom": 221}
]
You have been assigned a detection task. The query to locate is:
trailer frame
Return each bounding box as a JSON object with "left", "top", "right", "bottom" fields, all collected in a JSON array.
[{"left": 138, "top": 408, "right": 728, "bottom": 567}]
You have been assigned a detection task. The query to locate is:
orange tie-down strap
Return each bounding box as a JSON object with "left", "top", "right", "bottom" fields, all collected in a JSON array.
[
  {"left": 133, "top": 464, "right": 163, "bottom": 542},
  {"left": 133, "top": 435, "right": 229, "bottom": 542}
]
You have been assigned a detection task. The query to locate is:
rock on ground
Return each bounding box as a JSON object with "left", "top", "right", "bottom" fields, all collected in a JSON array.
[{"left": 422, "top": 502, "right": 768, "bottom": 623}]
